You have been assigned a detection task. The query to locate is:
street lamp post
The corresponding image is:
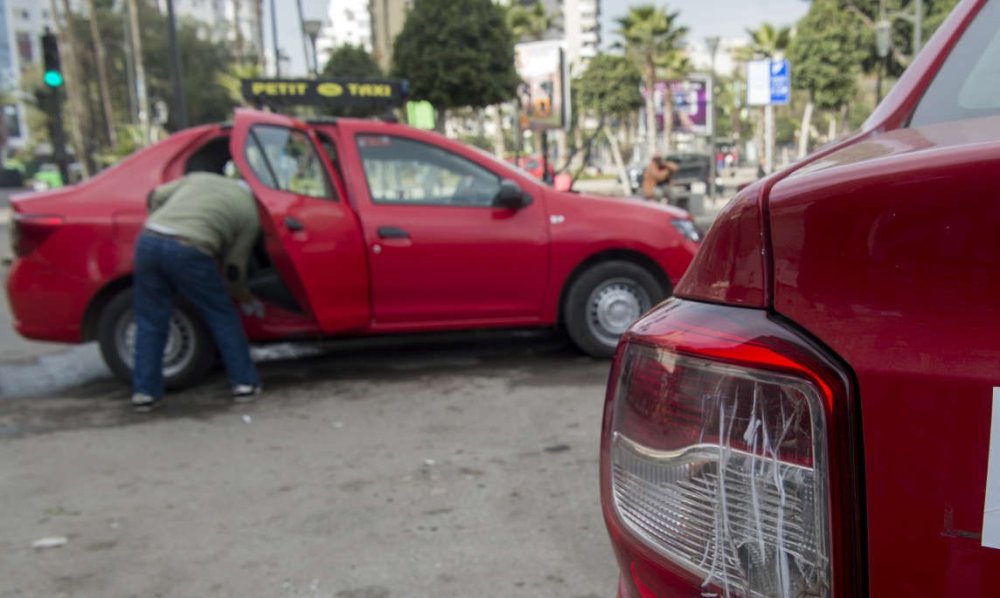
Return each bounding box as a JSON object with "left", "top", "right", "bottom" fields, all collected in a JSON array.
[
  {"left": 705, "top": 36, "right": 720, "bottom": 200},
  {"left": 303, "top": 19, "right": 323, "bottom": 77}
]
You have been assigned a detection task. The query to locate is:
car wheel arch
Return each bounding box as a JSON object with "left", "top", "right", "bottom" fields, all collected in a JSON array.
[
  {"left": 556, "top": 249, "right": 671, "bottom": 327},
  {"left": 81, "top": 275, "right": 134, "bottom": 342}
]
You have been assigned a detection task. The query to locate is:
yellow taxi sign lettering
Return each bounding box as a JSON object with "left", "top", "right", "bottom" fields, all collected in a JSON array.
[{"left": 242, "top": 78, "right": 406, "bottom": 107}]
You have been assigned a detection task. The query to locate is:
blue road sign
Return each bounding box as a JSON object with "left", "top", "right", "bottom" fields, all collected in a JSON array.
[{"left": 770, "top": 59, "right": 790, "bottom": 105}]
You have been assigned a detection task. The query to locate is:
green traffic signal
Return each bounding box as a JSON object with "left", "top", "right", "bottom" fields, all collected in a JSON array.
[{"left": 44, "top": 70, "right": 64, "bottom": 88}]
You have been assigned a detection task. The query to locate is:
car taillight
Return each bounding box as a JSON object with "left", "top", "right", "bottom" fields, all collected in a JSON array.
[
  {"left": 11, "top": 213, "right": 64, "bottom": 257},
  {"left": 601, "top": 300, "right": 861, "bottom": 598}
]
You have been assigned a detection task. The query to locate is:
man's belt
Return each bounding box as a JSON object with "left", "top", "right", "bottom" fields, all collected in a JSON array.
[{"left": 142, "top": 228, "right": 216, "bottom": 258}]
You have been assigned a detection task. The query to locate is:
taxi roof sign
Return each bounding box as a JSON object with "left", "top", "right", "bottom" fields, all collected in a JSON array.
[{"left": 241, "top": 78, "right": 409, "bottom": 108}]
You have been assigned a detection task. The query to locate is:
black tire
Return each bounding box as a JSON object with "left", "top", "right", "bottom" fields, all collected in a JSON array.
[
  {"left": 564, "top": 261, "right": 667, "bottom": 358},
  {"left": 97, "top": 289, "right": 215, "bottom": 390}
]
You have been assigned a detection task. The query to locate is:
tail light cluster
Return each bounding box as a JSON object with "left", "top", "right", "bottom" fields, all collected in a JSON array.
[
  {"left": 11, "top": 213, "right": 64, "bottom": 257},
  {"left": 601, "top": 300, "right": 860, "bottom": 598}
]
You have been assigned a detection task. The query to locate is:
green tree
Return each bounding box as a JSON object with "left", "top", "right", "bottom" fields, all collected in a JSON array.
[
  {"left": 322, "top": 44, "right": 384, "bottom": 78},
  {"left": 616, "top": 4, "right": 688, "bottom": 156},
  {"left": 319, "top": 44, "right": 385, "bottom": 118},
  {"left": 392, "top": 0, "right": 519, "bottom": 131},
  {"left": 574, "top": 53, "right": 643, "bottom": 193},
  {"left": 789, "top": 0, "right": 867, "bottom": 155}
]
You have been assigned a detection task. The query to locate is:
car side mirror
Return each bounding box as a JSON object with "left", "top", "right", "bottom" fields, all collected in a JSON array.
[{"left": 493, "top": 179, "right": 532, "bottom": 210}]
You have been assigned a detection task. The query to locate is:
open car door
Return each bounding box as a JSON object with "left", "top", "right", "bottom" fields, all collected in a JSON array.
[{"left": 229, "top": 109, "right": 369, "bottom": 333}]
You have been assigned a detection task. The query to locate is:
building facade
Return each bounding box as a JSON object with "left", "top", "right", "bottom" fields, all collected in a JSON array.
[
  {"left": 315, "top": 0, "right": 373, "bottom": 71},
  {"left": 1, "top": 0, "right": 58, "bottom": 150}
]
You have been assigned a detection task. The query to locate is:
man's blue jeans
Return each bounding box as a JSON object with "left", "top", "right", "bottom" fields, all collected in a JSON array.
[{"left": 132, "top": 231, "right": 260, "bottom": 398}]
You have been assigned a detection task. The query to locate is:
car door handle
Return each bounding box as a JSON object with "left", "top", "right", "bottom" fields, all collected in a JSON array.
[
  {"left": 377, "top": 226, "right": 409, "bottom": 239},
  {"left": 284, "top": 216, "right": 305, "bottom": 232}
]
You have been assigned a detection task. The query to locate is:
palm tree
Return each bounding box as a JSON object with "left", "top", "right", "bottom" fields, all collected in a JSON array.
[
  {"left": 616, "top": 4, "right": 688, "bottom": 157},
  {"left": 506, "top": 2, "right": 553, "bottom": 42}
]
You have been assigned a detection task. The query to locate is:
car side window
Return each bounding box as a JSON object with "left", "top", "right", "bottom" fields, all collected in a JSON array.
[
  {"left": 245, "top": 125, "right": 333, "bottom": 199},
  {"left": 355, "top": 134, "right": 501, "bottom": 206},
  {"left": 910, "top": 1, "right": 1000, "bottom": 127}
]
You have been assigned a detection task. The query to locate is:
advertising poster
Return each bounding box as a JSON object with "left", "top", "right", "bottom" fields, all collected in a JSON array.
[
  {"left": 641, "top": 76, "right": 712, "bottom": 136},
  {"left": 514, "top": 40, "right": 569, "bottom": 130}
]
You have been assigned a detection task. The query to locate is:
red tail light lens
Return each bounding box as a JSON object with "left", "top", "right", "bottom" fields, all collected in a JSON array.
[
  {"left": 602, "top": 300, "right": 859, "bottom": 598},
  {"left": 11, "top": 213, "right": 64, "bottom": 257}
]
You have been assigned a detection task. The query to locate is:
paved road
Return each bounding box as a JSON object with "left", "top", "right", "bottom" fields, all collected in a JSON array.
[{"left": 0, "top": 332, "right": 619, "bottom": 598}]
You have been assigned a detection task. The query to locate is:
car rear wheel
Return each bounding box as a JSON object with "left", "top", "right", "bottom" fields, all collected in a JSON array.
[
  {"left": 564, "top": 261, "right": 666, "bottom": 358},
  {"left": 97, "top": 290, "right": 215, "bottom": 390}
]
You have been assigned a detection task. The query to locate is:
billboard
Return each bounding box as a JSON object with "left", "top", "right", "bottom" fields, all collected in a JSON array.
[
  {"left": 641, "top": 76, "right": 712, "bottom": 136},
  {"left": 514, "top": 40, "right": 569, "bottom": 130}
]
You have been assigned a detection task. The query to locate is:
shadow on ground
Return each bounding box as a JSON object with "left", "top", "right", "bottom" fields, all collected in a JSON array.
[{"left": 0, "top": 330, "right": 610, "bottom": 438}]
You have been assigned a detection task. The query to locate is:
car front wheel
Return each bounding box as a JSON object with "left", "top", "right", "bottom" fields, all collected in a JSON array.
[
  {"left": 563, "top": 261, "right": 666, "bottom": 358},
  {"left": 97, "top": 290, "right": 215, "bottom": 390}
]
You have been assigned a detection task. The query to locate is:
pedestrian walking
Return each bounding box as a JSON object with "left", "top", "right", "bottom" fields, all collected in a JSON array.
[
  {"left": 131, "top": 172, "right": 263, "bottom": 412},
  {"left": 641, "top": 155, "right": 678, "bottom": 202}
]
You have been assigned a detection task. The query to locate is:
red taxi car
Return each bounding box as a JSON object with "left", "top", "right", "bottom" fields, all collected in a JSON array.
[
  {"left": 4, "top": 110, "right": 700, "bottom": 387},
  {"left": 601, "top": 1, "right": 1000, "bottom": 597}
]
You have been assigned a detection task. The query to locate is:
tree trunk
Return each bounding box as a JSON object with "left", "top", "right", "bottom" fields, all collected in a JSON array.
[
  {"left": 644, "top": 62, "right": 656, "bottom": 159},
  {"left": 86, "top": 0, "right": 117, "bottom": 149},
  {"left": 797, "top": 100, "right": 813, "bottom": 159},
  {"left": 605, "top": 127, "right": 631, "bottom": 196},
  {"left": 52, "top": 0, "right": 92, "bottom": 177},
  {"left": 253, "top": 0, "right": 265, "bottom": 71},
  {"left": 125, "top": 0, "right": 150, "bottom": 145},
  {"left": 492, "top": 104, "right": 506, "bottom": 157},
  {"left": 233, "top": 0, "right": 245, "bottom": 63},
  {"left": 827, "top": 112, "right": 836, "bottom": 142},
  {"left": 435, "top": 108, "right": 446, "bottom": 134}
]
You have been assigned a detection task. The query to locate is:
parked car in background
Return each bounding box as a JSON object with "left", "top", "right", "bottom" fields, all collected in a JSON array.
[
  {"left": 601, "top": 1, "right": 1000, "bottom": 596},
  {"left": 5, "top": 110, "right": 701, "bottom": 388},
  {"left": 627, "top": 152, "right": 717, "bottom": 205}
]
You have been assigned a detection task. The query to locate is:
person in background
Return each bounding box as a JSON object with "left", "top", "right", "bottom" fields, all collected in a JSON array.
[
  {"left": 131, "top": 172, "right": 263, "bottom": 412},
  {"left": 641, "top": 155, "right": 678, "bottom": 202}
]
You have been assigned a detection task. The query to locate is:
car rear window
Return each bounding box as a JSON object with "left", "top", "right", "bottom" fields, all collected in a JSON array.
[{"left": 910, "top": 1, "right": 1000, "bottom": 127}]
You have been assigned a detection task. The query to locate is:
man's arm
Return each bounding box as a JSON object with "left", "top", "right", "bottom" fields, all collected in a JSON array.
[
  {"left": 147, "top": 178, "right": 185, "bottom": 213},
  {"left": 223, "top": 224, "right": 258, "bottom": 300}
]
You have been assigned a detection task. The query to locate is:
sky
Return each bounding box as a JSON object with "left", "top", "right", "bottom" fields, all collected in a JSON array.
[{"left": 271, "top": 0, "right": 812, "bottom": 77}]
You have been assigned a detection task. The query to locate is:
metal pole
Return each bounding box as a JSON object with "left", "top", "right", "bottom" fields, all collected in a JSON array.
[
  {"left": 764, "top": 104, "right": 774, "bottom": 174},
  {"left": 50, "top": 88, "right": 69, "bottom": 183},
  {"left": 914, "top": 0, "right": 923, "bottom": 55},
  {"left": 270, "top": 0, "right": 281, "bottom": 77},
  {"left": 706, "top": 37, "right": 719, "bottom": 199},
  {"left": 165, "top": 0, "right": 187, "bottom": 128}
]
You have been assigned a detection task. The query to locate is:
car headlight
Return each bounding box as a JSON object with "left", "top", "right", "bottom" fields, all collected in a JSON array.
[{"left": 671, "top": 218, "right": 703, "bottom": 242}]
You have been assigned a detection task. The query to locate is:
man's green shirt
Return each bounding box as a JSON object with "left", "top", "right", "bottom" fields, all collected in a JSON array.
[{"left": 147, "top": 173, "right": 259, "bottom": 296}]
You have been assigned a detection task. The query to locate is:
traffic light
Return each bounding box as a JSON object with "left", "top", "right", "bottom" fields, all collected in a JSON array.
[{"left": 41, "top": 31, "right": 63, "bottom": 88}]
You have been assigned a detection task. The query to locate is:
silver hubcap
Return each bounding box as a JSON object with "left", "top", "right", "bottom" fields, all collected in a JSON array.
[
  {"left": 115, "top": 309, "right": 197, "bottom": 378},
  {"left": 586, "top": 278, "right": 651, "bottom": 347}
]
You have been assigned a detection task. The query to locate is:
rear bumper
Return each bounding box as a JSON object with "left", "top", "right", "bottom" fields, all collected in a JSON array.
[{"left": 5, "top": 257, "right": 88, "bottom": 343}]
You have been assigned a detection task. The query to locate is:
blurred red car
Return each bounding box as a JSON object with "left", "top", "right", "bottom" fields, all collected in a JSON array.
[
  {"left": 601, "top": 1, "right": 1000, "bottom": 597},
  {"left": 5, "top": 110, "right": 701, "bottom": 388}
]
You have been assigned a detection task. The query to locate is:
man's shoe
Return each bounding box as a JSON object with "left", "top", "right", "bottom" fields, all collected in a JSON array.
[
  {"left": 232, "top": 384, "right": 262, "bottom": 404},
  {"left": 132, "top": 393, "right": 161, "bottom": 413}
]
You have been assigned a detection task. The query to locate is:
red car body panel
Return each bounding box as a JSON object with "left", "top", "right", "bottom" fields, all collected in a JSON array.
[
  {"left": 609, "top": 1, "right": 1000, "bottom": 596},
  {"left": 5, "top": 112, "right": 699, "bottom": 346}
]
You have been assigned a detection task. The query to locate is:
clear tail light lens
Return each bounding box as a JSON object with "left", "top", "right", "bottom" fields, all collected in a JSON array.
[{"left": 602, "top": 300, "right": 859, "bottom": 598}]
